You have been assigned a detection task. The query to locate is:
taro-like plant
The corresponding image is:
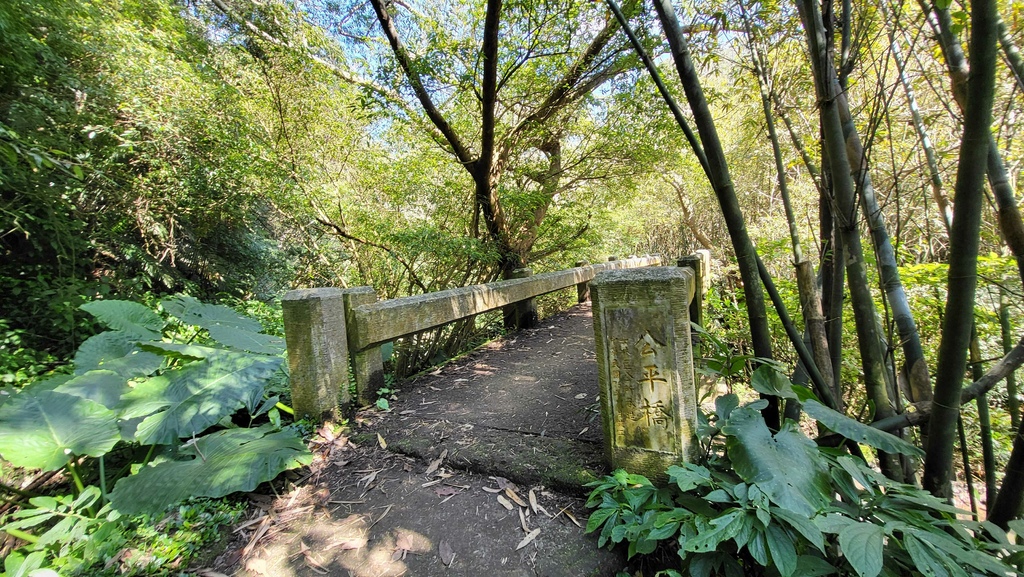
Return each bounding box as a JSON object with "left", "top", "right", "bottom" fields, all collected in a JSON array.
[
  {"left": 586, "top": 367, "right": 1024, "bottom": 577},
  {"left": 0, "top": 297, "right": 312, "bottom": 575}
]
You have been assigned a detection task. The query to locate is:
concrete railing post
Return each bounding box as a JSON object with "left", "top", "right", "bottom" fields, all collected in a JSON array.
[
  {"left": 575, "top": 260, "right": 591, "bottom": 303},
  {"left": 591, "top": 267, "right": 699, "bottom": 479},
  {"left": 677, "top": 252, "right": 708, "bottom": 329},
  {"left": 343, "top": 287, "right": 385, "bottom": 407},
  {"left": 503, "top": 268, "right": 538, "bottom": 330},
  {"left": 282, "top": 288, "right": 349, "bottom": 421}
]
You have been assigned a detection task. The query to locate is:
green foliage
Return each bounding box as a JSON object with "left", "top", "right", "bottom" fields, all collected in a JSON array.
[
  {"left": 0, "top": 298, "right": 311, "bottom": 575},
  {"left": 2, "top": 491, "right": 244, "bottom": 577},
  {"left": 586, "top": 394, "right": 1021, "bottom": 576}
]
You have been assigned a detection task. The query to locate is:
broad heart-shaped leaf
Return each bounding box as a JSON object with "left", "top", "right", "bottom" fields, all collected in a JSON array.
[
  {"left": 750, "top": 365, "right": 799, "bottom": 399},
  {"left": 108, "top": 425, "right": 312, "bottom": 515},
  {"left": 45, "top": 370, "right": 128, "bottom": 410},
  {"left": 73, "top": 330, "right": 163, "bottom": 377},
  {"left": 119, "top": 350, "right": 281, "bottom": 445},
  {"left": 722, "top": 405, "right": 831, "bottom": 517},
  {"left": 81, "top": 300, "right": 163, "bottom": 340},
  {"left": 162, "top": 295, "right": 262, "bottom": 332},
  {"left": 803, "top": 400, "right": 924, "bottom": 457},
  {"left": 838, "top": 521, "right": 884, "bottom": 577},
  {"left": 0, "top": 390, "right": 119, "bottom": 470},
  {"left": 206, "top": 324, "right": 285, "bottom": 355}
]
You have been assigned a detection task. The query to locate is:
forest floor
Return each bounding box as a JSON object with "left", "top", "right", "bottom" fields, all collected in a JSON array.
[{"left": 193, "top": 303, "right": 635, "bottom": 577}]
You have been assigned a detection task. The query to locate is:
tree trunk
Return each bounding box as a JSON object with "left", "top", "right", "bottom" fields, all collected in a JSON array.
[
  {"left": 739, "top": 2, "right": 835, "bottom": 407},
  {"left": 797, "top": 0, "right": 901, "bottom": 479},
  {"left": 922, "top": 0, "right": 997, "bottom": 499},
  {"left": 652, "top": 0, "right": 778, "bottom": 428}
]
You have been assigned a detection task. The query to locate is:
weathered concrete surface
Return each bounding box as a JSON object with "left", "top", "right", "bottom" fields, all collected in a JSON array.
[
  {"left": 282, "top": 288, "right": 349, "bottom": 421},
  {"left": 368, "top": 304, "right": 611, "bottom": 493},
  {"left": 591, "top": 267, "right": 699, "bottom": 480}
]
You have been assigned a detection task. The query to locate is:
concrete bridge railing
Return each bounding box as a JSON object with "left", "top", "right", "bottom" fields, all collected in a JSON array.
[{"left": 281, "top": 255, "right": 669, "bottom": 421}]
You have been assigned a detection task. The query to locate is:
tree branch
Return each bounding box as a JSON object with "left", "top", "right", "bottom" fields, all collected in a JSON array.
[{"left": 368, "top": 0, "right": 476, "bottom": 168}]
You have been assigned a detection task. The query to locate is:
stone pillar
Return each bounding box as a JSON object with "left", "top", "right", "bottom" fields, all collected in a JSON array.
[
  {"left": 591, "top": 267, "right": 698, "bottom": 478},
  {"left": 503, "top": 268, "right": 538, "bottom": 330},
  {"left": 575, "top": 260, "right": 591, "bottom": 303},
  {"left": 282, "top": 288, "right": 349, "bottom": 422},
  {"left": 343, "top": 287, "right": 385, "bottom": 408}
]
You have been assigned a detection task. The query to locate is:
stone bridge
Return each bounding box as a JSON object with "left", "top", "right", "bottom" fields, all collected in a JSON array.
[{"left": 281, "top": 253, "right": 710, "bottom": 485}]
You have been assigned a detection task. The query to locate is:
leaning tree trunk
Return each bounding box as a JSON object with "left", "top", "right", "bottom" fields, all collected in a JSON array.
[
  {"left": 921, "top": 0, "right": 997, "bottom": 499},
  {"left": 650, "top": 0, "right": 778, "bottom": 429},
  {"left": 739, "top": 2, "right": 835, "bottom": 410},
  {"left": 797, "top": 0, "right": 902, "bottom": 479}
]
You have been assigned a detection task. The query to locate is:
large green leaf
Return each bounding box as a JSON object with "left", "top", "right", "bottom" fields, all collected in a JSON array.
[
  {"left": 722, "top": 406, "right": 831, "bottom": 517},
  {"left": 162, "top": 295, "right": 262, "bottom": 332},
  {"left": 119, "top": 350, "right": 281, "bottom": 445},
  {"left": 750, "top": 365, "right": 799, "bottom": 399},
  {"left": 838, "top": 522, "right": 884, "bottom": 577},
  {"left": 206, "top": 324, "right": 285, "bottom": 355},
  {"left": 49, "top": 370, "right": 128, "bottom": 410},
  {"left": 73, "top": 331, "right": 163, "bottom": 377},
  {"left": 81, "top": 300, "right": 163, "bottom": 340},
  {"left": 108, "top": 425, "right": 312, "bottom": 515},
  {"left": 803, "top": 400, "right": 923, "bottom": 457},
  {"left": 0, "top": 390, "right": 119, "bottom": 470}
]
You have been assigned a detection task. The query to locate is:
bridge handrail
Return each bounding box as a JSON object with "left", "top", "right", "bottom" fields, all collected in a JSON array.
[{"left": 349, "top": 256, "right": 662, "bottom": 351}]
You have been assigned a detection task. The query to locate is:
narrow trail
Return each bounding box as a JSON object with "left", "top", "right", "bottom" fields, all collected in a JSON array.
[{"left": 211, "top": 303, "right": 630, "bottom": 577}]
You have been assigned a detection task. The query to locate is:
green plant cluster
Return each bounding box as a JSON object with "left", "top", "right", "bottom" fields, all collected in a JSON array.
[
  {"left": 0, "top": 298, "right": 312, "bottom": 575},
  {"left": 586, "top": 370, "right": 1024, "bottom": 577}
]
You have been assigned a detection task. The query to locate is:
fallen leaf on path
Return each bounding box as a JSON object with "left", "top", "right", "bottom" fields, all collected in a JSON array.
[
  {"left": 515, "top": 529, "right": 541, "bottom": 550},
  {"left": 496, "top": 495, "right": 514, "bottom": 510},
  {"left": 421, "top": 478, "right": 443, "bottom": 488},
  {"left": 574, "top": 393, "right": 587, "bottom": 399},
  {"left": 399, "top": 409, "right": 416, "bottom": 415},
  {"left": 505, "top": 487, "right": 528, "bottom": 508},
  {"left": 563, "top": 508, "right": 582, "bottom": 528},
  {"left": 529, "top": 489, "right": 551, "bottom": 517},
  {"left": 490, "top": 476, "right": 513, "bottom": 490},
  {"left": 396, "top": 531, "right": 414, "bottom": 551},
  {"left": 377, "top": 433, "right": 387, "bottom": 449},
  {"left": 439, "top": 540, "right": 455, "bottom": 566},
  {"left": 482, "top": 486, "right": 502, "bottom": 493},
  {"left": 577, "top": 427, "right": 589, "bottom": 436},
  {"left": 424, "top": 449, "right": 448, "bottom": 475},
  {"left": 435, "top": 486, "right": 459, "bottom": 497},
  {"left": 357, "top": 469, "right": 380, "bottom": 487},
  {"left": 519, "top": 507, "right": 530, "bottom": 532}
]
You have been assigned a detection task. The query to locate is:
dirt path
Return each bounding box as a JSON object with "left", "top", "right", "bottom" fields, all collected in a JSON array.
[{"left": 202, "top": 303, "right": 630, "bottom": 577}]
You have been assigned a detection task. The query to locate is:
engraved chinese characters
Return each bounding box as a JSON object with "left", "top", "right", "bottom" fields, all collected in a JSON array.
[{"left": 591, "top": 267, "right": 698, "bottom": 479}]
